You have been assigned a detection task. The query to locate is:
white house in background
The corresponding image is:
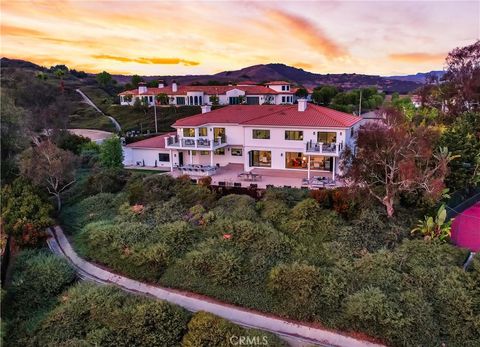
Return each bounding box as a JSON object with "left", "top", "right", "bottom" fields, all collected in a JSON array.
[
  {"left": 123, "top": 100, "right": 363, "bottom": 180},
  {"left": 119, "top": 81, "right": 294, "bottom": 106}
]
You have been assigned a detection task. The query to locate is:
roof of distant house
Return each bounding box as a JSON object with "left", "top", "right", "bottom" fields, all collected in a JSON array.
[
  {"left": 172, "top": 104, "right": 362, "bottom": 128},
  {"left": 119, "top": 84, "right": 291, "bottom": 96},
  {"left": 126, "top": 132, "right": 175, "bottom": 148},
  {"left": 266, "top": 80, "right": 291, "bottom": 85}
]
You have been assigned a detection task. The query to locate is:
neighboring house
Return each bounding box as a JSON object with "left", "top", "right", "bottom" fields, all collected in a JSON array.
[
  {"left": 119, "top": 81, "right": 294, "bottom": 106},
  {"left": 123, "top": 100, "right": 362, "bottom": 180}
]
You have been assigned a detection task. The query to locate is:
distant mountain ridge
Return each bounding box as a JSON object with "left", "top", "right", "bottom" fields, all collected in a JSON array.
[
  {"left": 386, "top": 70, "right": 445, "bottom": 83},
  {"left": 2, "top": 58, "right": 436, "bottom": 93},
  {"left": 112, "top": 63, "right": 427, "bottom": 94}
]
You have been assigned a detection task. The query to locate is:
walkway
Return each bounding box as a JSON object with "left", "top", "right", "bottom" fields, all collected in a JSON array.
[
  {"left": 75, "top": 89, "right": 122, "bottom": 132},
  {"left": 46, "top": 226, "right": 384, "bottom": 347}
]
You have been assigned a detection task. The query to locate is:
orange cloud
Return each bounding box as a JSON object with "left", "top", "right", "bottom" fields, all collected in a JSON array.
[
  {"left": 92, "top": 55, "right": 200, "bottom": 66},
  {"left": 1, "top": 24, "right": 46, "bottom": 37},
  {"left": 265, "top": 9, "right": 347, "bottom": 59},
  {"left": 389, "top": 52, "right": 446, "bottom": 63}
]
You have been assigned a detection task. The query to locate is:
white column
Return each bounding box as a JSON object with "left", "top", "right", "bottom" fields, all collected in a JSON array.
[
  {"left": 307, "top": 155, "right": 311, "bottom": 180},
  {"left": 169, "top": 150, "right": 173, "bottom": 172},
  {"left": 210, "top": 151, "right": 214, "bottom": 166},
  {"left": 332, "top": 156, "right": 336, "bottom": 181}
]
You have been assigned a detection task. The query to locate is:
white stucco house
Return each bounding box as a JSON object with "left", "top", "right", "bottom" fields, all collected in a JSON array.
[
  {"left": 119, "top": 81, "right": 295, "bottom": 106},
  {"left": 123, "top": 100, "right": 362, "bottom": 182}
]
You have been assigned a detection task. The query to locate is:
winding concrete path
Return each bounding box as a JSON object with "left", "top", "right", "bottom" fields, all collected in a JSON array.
[
  {"left": 75, "top": 89, "right": 122, "bottom": 132},
  {"left": 46, "top": 226, "right": 384, "bottom": 347}
]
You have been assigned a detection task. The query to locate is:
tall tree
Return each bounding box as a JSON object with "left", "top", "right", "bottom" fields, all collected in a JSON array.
[
  {"left": 443, "top": 40, "right": 480, "bottom": 113},
  {"left": 100, "top": 135, "right": 124, "bottom": 169},
  {"left": 312, "top": 85, "right": 338, "bottom": 105},
  {"left": 294, "top": 87, "right": 309, "bottom": 98},
  {"left": 131, "top": 75, "right": 144, "bottom": 88},
  {"left": 19, "top": 141, "right": 78, "bottom": 211},
  {"left": 96, "top": 71, "right": 113, "bottom": 88},
  {"left": 341, "top": 109, "right": 457, "bottom": 217}
]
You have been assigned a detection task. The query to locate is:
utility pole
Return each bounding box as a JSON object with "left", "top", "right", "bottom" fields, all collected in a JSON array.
[
  {"left": 358, "top": 89, "right": 362, "bottom": 116},
  {"left": 154, "top": 96, "right": 158, "bottom": 133}
]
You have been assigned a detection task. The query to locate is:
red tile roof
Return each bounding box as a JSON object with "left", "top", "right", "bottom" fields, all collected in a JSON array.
[
  {"left": 173, "top": 104, "right": 362, "bottom": 128},
  {"left": 126, "top": 132, "right": 175, "bottom": 148},
  {"left": 119, "top": 85, "right": 279, "bottom": 96}
]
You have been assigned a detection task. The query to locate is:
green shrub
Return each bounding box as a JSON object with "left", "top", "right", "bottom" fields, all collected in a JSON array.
[
  {"left": 35, "top": 283, "right": 190, "bottom": 347},
  {"left": 3, "top": 250, "right": 76, "bottom": 347},
  {"left": 213, "top": 194, "right": 258, "bottom": 221},
  {"left": 84, "top": 167, "right": 130, "bottom": 195},
  {"left": 342, "top": 287, "right": 403, "bottom": 343},
  {"left": 181, "top": 311, "right": 286, "bottom": 347},
  {"left": 267, "top": 261, "right": 320, "bottom": 320}
]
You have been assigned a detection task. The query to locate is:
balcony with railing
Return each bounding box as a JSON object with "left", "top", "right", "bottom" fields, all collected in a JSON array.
[
  {"left": 305, "top": 140, "right": 343, "bottom": 156},
  {"left": 165, "top": 135, "right": 227, "bottom": 150}
]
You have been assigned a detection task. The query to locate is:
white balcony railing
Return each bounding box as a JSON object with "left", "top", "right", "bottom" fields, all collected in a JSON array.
[
  {"left": 165, "top": 135, "right": 227, "bottom": 150},
  {"left": 305, "top": 140, "right": 343, "bottom": 155}
]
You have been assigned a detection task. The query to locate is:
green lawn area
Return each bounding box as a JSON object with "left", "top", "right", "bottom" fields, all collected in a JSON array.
[
  {"left": 68, "top": 100, "right": 116, "bottom": 132},
  {"left": 106, "top": 104, "right": 201, "bottom": 133}
]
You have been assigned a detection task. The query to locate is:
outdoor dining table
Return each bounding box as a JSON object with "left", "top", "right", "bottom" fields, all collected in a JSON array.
[{"left": 238, "top": 172, "right": 262, "bottom": 182}]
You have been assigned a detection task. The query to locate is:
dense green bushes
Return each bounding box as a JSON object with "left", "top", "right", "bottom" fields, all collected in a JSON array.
[
  {"left": 62, "top": 171, "right": 480, "bottom": 346},
  {"left": 3, "top": 250, "right": 76, "bottom": 346},
  {"left": 4, "top": 250, "right": 289, "bottom": 347}
]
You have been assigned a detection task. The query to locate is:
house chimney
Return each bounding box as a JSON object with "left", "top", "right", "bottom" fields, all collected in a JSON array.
[
  {"left": 172, "top": 80, "right": 177, "bottom": 92},
  {"left": 298, "top": 99, "right": 307, "bottom": 112},
  {"left": 158, "top": 80, "right": 165, "bottom": 88},
  {"left": 138, "top": 82, "right": 147, "bottom": 94},
  {"left": 201, "top": 105, "right": 211, "bottom": 113}
]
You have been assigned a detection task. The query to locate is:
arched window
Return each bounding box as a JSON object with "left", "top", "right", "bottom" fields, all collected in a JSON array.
[
  {"left": 199, "top": 96, "right": 203, "bottom": 105},
  {"left": 194, "top": 96, "right": 198, "bottom": 105}
]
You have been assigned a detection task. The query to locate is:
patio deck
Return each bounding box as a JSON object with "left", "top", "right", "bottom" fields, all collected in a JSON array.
[{"left": 170, "top": 163, "right": 338, "bottom": 189}]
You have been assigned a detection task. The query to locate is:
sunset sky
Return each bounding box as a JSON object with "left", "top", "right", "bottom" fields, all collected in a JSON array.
[{"left": 1, "top": 1, "right": 479, "bottom": 76}]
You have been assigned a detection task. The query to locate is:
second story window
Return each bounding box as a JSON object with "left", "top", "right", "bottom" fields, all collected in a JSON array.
[
  {"left": 285, "top": 130, "right": 303, "bottom": 140},
  {"left": 183, "top": 128, "right": 195, "bottom": 137},
  {"left": 317, "top": 132, "right": 337, "bottom": 143},
  {"left": 252, "top": 129, "right": 270, "bottom": 139},
  {"left": 199, "top": 127, "right": 208, "bottom": 137}
]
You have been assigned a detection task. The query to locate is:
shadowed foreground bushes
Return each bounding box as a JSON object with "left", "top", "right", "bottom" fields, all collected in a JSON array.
[
  {"left": 62, "top": 172, "right": 480, "bottom": 346},
  {"left": 3, "top": 250, "right": 288, "bottom": 347}
]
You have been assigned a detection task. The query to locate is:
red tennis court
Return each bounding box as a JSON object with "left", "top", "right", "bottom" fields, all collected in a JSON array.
[{"left": 451, "top": 202, "right": 480, "bottom": 252}]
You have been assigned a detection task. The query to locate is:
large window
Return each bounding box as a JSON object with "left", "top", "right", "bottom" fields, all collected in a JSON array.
[
  {"left": 246, "top": 97, "right": 259, "bottom": 105},
  {"left": 214, "top": 148, "right": 225, "bottom": 155},
  {"left": 183, "top": 128, "right": 195, "bottom": 137},
  {"left": 213, "top": 128, "right": 225, "bottom": 142},
  {"left": 176, "top": 97, "right": 185, "bottom": 105},
  {"left": 200, "top": 151, "right": 209, "bottom": 155},
  {"left": 158, "top": 153, "right": 170, "bottom": 162},
  {"left": 252, "top": 129, "right": 270, "bottom": 139},
  {"left": 249, "top": 150, "right": 271, "bottom": 167},
  {"left": 285, "top": 152, "right": 307, "bottom": 169},
  {"left": 285, "top": 130, "right": 303, "bottom": 141},
  {"left": 317, "top": 132, "right": 337, "bottom": 143},
  {"left": 310, "top": 156, "right": 333, "bottom": 171},
  {"left": 199, "top": 127, "right": 208, "bottom": 136},
  {"left": 231, "top": 148, "right": 243, "bottom": 156}
]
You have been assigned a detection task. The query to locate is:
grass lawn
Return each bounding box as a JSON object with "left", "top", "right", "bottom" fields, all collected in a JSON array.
[
  {"left": 106, "top": 104, "right": 201, "bottom": 133},
  {"left": 68, "top": 100, "right": 117, "bottom": 132}
]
